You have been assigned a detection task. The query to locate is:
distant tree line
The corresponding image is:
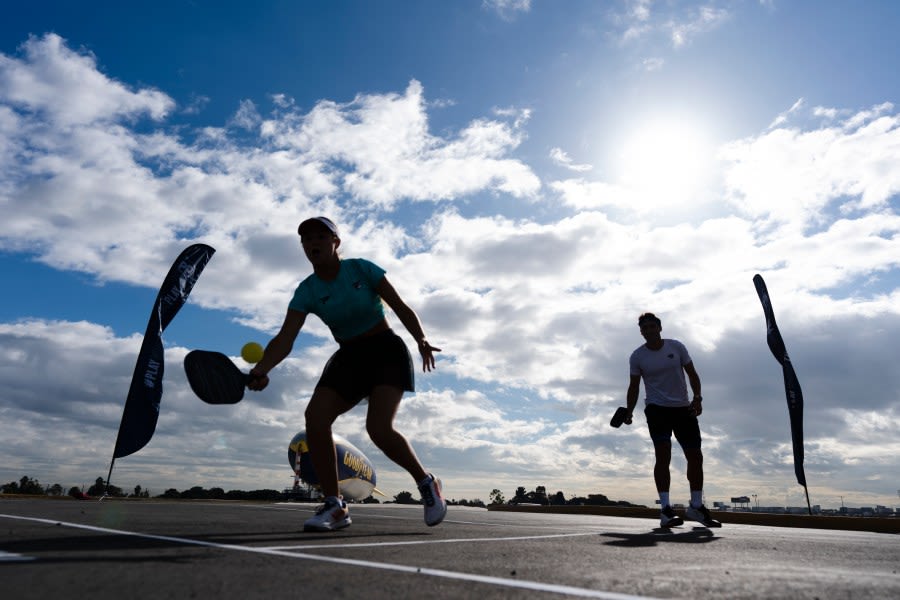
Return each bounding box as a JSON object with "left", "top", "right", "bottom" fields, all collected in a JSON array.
[
  {"left": 4, "top": 475, "right": 486, "bottom": 505},
  {"left": 1, "top": 476, "right": 150, "bottom": 498},
  {"left": 393, "top": 489, "right": 486, "bottom": 508},
  {"left": 158, "top": 486, "right": 285, "bottom": 501},
  {"left": 1, "top": 475, "right": 281, "bottom": 500},
  {"left": 6, "top": 476, "right": 600, "bottom": 509},
  {"left": 489, "top": 485, "right": 646, "bottom": 508}
]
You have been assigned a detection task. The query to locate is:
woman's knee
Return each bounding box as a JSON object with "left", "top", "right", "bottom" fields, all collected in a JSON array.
[
  {"left": 305, "top": 415, "right": 329, "bottom": 436},
  {"left": 366, "top": 420, "right": 395, "bottom": 446},
  {"left": 304, "top": 390, "right": 344, "bottom": 431}
]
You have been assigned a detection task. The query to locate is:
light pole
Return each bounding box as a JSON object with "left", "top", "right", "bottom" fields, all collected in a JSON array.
[{"left": 751, "top": 494, "right": 758, "bottom": 511}]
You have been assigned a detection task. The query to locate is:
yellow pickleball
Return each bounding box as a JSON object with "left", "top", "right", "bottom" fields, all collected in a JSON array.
[{"left": 241, "top": 342, "right": 264, "bottom": 364}]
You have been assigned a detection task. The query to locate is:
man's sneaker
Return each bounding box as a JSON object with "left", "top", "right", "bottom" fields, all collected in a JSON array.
[
  {"left": 686, "top": 504, "right": 722, "bottom": 528},
  {"left": 660, "top": 505, "right": 684, "bottom": 528},
  {"left": 303, "top": 496, "right": 351, "bottom": 532},
  {"left": 418, "top": 473, "right": 447, "bottom": 526}
]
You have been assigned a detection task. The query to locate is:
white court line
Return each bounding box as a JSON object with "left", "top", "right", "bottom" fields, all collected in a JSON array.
[
  {"left": 0, "top": 513, "right": 659, "bottom": 600},
  {"left": 265, "top": 503, "right": 618, "bottom": 530},
  {"left": 263, "top": 530, "right": 603, "bottom": 550},
  {"left": 1, "top": 550, "right": 36, "bottom": 562}
]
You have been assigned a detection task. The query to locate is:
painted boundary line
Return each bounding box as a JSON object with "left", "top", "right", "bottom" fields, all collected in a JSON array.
[
  {"left": 1, "top": 513, "right": 660, "bottom": 600},
  {"left": 264, "top": 502, "right": 620, "bottom": 530},
  {"left": 1, "top": 550, "right": 36, "bottom": 562},
  {"left": 263, "top": 530, "right": 606, "bottom": 550}
]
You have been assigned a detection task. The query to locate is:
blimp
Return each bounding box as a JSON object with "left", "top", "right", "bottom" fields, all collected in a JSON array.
[{"left": 288, "top": 431, "right": 382, "bottom": 501}]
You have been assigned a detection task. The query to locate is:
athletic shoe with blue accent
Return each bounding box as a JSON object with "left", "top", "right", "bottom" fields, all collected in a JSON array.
[
  {"left": 660, "top": 505, "right": 684, "bottom": 528},
  {"left": 686, "top": 504, "right": 721, "bottom": 528},
  {"left": 418, "top": 473, "right": 447, "bottom": 526},
  {"left": 303, "top": 496, "right": 351, "bottom": 532}
]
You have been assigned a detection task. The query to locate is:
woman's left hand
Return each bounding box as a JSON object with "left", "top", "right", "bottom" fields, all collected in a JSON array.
[{"left": 418, "top": 340, "right": 441, "bottom": 372}]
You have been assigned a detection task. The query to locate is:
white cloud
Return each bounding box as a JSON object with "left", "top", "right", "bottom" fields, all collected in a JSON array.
[
  {"left": 260, "top": 80, "right": 539, "bottom": 208},
  {"left": 667, "top": 6, "right": 731, "bottom": 48},
  {"left": 613, "top": 0, "right": 733, "bottom": 48},
  {"left": 768, "top": 97, "right": 805, "bottom": 129},
  {"left": 482, "top": 0, "right": 531, "bottom": 20},
  {"left": 228, "top": 99, "right": 262, "bottom": 130},
  {"left": 720, "top": 102, "right": 900, "bottom": 229},
  {"left": 181, "top": 94, "right": 210, "bottom": 116},
  {"left": 550, "top": 147, "right": 593, "bottom": 172},
  {"left": 0, "top": 34, "right": 172, "bottom": 126},
  {"left": 641, "top": 57, "right": 665, "bottom": 71}
]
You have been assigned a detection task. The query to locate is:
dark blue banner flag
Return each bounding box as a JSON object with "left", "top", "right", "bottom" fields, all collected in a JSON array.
[
  {"left": 113, "top": 244, "right": 215, "bottom": 458},
  {"left": 753, "top": 274, "right": 807, "bottom": 487}
]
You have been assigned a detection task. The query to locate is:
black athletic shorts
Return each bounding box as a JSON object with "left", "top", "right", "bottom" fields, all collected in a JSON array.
[
  {"left": 317, "top": 329, "right": 414, "bottom": 406},
  {"left": 644, "top": 404, "right": 702, "bottom": 449}
]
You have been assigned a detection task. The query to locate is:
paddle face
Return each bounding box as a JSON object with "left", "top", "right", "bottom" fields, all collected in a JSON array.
[
  {"left": 184, "top": 350, "right": 248, "bottom": 404},
  {"left": 609, "top": 406, "right": 630, "bottom": 428}
]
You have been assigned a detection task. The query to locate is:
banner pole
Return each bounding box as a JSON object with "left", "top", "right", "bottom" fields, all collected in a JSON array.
[
  {"left": 102, "top": 456, "right": 116, "bottom": 501},
  {"left": 804, "top": 485, "right": 812, "bottom": 515}
]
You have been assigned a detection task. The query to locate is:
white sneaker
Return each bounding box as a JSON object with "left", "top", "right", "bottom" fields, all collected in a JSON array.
[
  {"left": 303, "top": 496, "right": 351, "bottom": 532},
  {"left": 660, "top": 505, "right": 684, "bottom": 528},
  {"left": 418, "top": 474, "right": 447, "bottom": 527},
  {"left": 686, "top": 504, "right": 721, "bottom": 528}
]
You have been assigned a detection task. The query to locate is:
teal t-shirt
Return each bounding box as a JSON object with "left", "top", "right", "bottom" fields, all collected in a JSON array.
[{"left": 289, "top": 258, "right": 387, "bottom": 341}]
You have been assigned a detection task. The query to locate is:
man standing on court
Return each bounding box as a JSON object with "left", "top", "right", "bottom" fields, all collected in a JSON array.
[{"left": 623, "top": 312, "right": 721, "bottom": 528}]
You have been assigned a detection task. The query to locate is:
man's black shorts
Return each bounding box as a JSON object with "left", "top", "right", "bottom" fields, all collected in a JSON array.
[
  {"left": 317, "top": 329, "right": 414, "bottom": 406},
  {"left": 644, "top": 404, "right": 702, "bottom": 449}
]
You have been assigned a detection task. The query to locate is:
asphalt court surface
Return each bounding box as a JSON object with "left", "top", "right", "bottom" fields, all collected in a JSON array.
[{"left": 2, "top": 499, "right": 898, "bottom": 599}]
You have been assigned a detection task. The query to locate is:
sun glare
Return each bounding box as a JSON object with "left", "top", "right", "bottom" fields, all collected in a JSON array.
[{"left": 615, "top": 117, "right": 716, "bottom": 209}]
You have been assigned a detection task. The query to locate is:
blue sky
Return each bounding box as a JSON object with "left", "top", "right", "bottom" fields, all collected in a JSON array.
[{"left": 1, "top": 1, "right": 899, "bottom": 509}]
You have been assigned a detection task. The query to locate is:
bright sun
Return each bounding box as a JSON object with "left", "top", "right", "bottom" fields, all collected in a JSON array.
[{"left": 615, "top": 117, "right": 716, "bottom": 209}]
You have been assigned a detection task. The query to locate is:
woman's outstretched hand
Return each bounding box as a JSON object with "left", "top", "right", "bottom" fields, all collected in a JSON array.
[{"left": 417, "top": 340, "right": 441, "bottom": 372}]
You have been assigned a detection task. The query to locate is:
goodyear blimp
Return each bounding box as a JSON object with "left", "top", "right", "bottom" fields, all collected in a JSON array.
[{"left": 288, "top": 431, "right": 381, "bottom": 500}]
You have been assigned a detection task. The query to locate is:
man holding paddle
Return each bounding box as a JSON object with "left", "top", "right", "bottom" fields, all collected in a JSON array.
[
  {"left": 623, "top": 312, "right": 720, "bottom": 528},
  {"left": 247, "top": 216, "right": 446, "bottom": 532}
]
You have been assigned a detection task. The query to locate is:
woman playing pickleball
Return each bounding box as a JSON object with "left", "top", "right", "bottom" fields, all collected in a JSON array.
[{"left": 247, "top": 216, "right": 446, "bottom": 532}]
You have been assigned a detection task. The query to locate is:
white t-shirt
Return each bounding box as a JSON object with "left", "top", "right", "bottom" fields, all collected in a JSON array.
[{"left": 629, "top": 339, "right": 692, "bottom": 407}]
